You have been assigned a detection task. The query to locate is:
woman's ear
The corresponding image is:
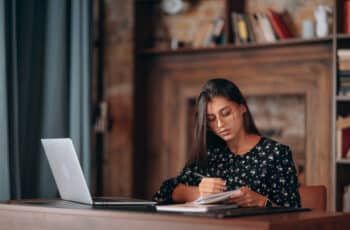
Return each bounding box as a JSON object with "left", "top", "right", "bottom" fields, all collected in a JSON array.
[{"left": 239, "top": 104, "right": 247, "bottom": 114}]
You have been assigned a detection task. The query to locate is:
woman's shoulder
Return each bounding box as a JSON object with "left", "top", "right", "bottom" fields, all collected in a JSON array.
[{"left": 259, "top": 136, "right": 292, "bottom": 156}]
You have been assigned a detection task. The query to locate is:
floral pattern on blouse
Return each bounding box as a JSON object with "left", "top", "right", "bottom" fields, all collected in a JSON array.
[{"left": 153, "top": 137, "right": 301, "bottom": 208}]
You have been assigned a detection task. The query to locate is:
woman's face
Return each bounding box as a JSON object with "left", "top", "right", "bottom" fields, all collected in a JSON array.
[{"left": 206, "top": 96, "right": 246, "bottom": 142}]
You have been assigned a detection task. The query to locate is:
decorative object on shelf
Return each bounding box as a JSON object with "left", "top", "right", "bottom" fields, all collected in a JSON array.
[
  {"left": 314, "top": 5, "right": 332, "bottom": 38},
  {"left": 170, "top": 38, "right": 179, "bottom": 50},
  {"left": 343, "top": 184, "right": 350, "bottom": 212},
  {"left": 336, "top": 116, "right": 350, "bottom": 160},
  {"left": 160, "top": 0, "right": 190, "bottom": 15},
  {"left": 302, "top": 19, "right": 315, "bottom": 39}
]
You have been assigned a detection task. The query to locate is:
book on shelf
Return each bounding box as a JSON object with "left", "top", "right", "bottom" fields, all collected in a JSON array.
[
  {"left": 344, "top": 0, "right": 350, "bottom": 34},
  {"left": 192, "top": 16, "right": 225, "bottom": 48},
  {"left": 343, "top": 184, "right": 350, "bottom": 212},
  {"left": 338, "top": 49, "right": 350, "bottom": 72},
  {"left": 211, "top": 17, "right": 225, "bottom": 44},
  {"left": 248, "top": 13, "right": 266, "bottom": 43},
  {"left": 230, "top": 9, "right": 295, "bottom": 45},
  {"left": 192, "top": 21, "right": 214, "bottom": 48},
  {"left": 231, "top": 12, "right": 249, "bottom": 44},
  {"left": 244, "top": 14, "right": 256, "bottom": 43},
  {"left": 336, "top": 116, "right": 350, "bottom": 159},
  {"left": 156, "top": 189, "right": 242, "bottom": 213},
  {"left": 338, "top": 71, "right": 350, "bottom": 93},
  {"left": 338, "top": 49, "right": 350, "bottom": 58},
  {"left": 266, "top": 8, "right": 293, "bottom": 40},
  {"left": 257, "top": 12, "right": 277, "bottom": 42},
  {"left": 339, "top": 61, "right": 350, "bottom": 71}
]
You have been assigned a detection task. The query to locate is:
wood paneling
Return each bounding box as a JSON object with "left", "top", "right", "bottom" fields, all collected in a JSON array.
[
  {"left": 137, "top": 43, "right": 333, "bottom": 209},
  {"left": 103, "top": 0, "right": 134, "bottom": 197}
]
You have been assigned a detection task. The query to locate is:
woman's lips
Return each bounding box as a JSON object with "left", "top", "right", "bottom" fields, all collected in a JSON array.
[{"left": 219, "top": 129, "right": 231, "bottom": 136}]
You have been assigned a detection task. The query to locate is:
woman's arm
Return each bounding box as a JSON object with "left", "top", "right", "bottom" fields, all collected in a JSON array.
[
  {"left": 172, "top": 177, "right": 227, "bottom": 203},
  {"left": 269, "top": 145, "right": 301, "bottom": 208},
  {"left": 171, "top": 183, "right": 200, "bottom": 203},
  {"left": 153, "top": 163, "right": 204, "bottom": 204}
]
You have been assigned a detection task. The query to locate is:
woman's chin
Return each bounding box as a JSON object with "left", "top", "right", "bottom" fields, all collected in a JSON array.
[{"left": 219, "top": 133, "right": 234, "bottom": 141}]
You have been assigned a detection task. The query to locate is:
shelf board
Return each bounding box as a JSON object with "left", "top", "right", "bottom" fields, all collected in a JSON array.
[
  {"left": 337, "top": 33, "right": 350, "bottom": 39},
  {"left": 139, "top": 36, "right": 333, "bottom": 55},
  {"left": 336, "top": 159, "right": 350, "bottom": 164},
  {"left": 336, "top": 96, "right": 350, "bottom": 101}
]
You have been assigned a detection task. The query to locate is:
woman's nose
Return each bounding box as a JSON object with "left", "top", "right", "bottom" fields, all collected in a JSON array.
[{"left": 216, "top": 117, "right": 224, "bottom": 128}]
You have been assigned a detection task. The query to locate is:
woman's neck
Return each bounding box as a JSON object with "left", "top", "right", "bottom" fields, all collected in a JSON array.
[{"left": 227, "top": 132, "right": 260, "bottom": 155}]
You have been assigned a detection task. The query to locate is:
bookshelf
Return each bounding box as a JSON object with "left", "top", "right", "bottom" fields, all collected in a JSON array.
[
  {"left": 139, "top": 36, "right": 333, "bottom": 55},
  {"left": 134, "top": 0, "right": 350, "bottom": 211},
  {"left": 334, "top": 0, "right": 350, "bottom": 212}
]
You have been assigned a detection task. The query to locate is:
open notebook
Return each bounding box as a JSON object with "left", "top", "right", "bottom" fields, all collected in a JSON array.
[
  {"left": 194, "top": 189, "right": 242, "bottom": 204},
  {"left": 156, "top": 189, "right": 242, "bottom": 213}
]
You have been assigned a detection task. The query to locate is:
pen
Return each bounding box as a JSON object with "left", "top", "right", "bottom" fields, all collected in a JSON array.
[
  {"left": 186, "top": 169, "right": 208, "bottom": 178},
  {"left": 193, "top": 172, "right": 206, "bottom": 178},
  {"left": 189, "top": 170, "right": 228, "bottom": 191}
]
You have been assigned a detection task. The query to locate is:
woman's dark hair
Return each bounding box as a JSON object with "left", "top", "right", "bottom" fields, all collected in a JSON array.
[{"left": 188, "top": 78, "right": 260, "bottom": 166}]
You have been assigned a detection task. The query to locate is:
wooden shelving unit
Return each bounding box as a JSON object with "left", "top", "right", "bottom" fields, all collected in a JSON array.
[
  {"left": 336, "top": 33, "right": 350, "bottom": 39},
  {"left": 337, "top": 159, "right": 350, "bottom": 164},
  {"left": 139, "top": 36, "right": 333, "bottom": 55},
  {"left": 334, "top": 0, "right": 350, "bottom": 212},
  {"left": 336, "top": 95, "right": 350, "bottom": 101}
]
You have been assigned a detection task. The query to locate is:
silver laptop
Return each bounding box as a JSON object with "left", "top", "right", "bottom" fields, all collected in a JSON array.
[{"left": 41, "top": 138, "right": 156, "bottom": 206}]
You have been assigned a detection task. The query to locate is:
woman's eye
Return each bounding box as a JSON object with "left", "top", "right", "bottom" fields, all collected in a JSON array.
[
  {"left": 222, "top": 110, "right": 231, "bottom": 117},
  {"left": 207, "top": 117, "right": 215, "bottom": 122}
]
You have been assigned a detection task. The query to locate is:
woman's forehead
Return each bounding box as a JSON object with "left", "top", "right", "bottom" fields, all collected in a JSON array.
[{"left": 206, "top": 96, "right": 238, "bottom": 113}]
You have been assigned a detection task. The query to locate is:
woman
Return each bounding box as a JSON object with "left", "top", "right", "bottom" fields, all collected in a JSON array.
[{"left": 153, "top": 78, "right": 301, "bottom": 208}]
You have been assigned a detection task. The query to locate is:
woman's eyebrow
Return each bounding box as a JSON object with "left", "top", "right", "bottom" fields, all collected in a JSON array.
[
  {"left": 207, "top": 105, "right": 231, "bottom": 116},
  {"left": 219, "top": 105, "right": 231, "bottom": 112}
]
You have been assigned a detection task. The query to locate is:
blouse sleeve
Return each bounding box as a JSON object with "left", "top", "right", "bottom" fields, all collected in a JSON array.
[
  {"left": 268, "top": 145, "right": 301, "bottom": 208},
  {"left": 152, "top": 163, "right": 206, "bottom": 204}
]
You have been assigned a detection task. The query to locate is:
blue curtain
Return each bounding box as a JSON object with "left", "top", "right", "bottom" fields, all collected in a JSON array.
[
  {"left": 0, "top": 0, "right": 92, "bottom": 200},
  {"left": 0, "top": 0, "right": 10, "bottom": 201}
]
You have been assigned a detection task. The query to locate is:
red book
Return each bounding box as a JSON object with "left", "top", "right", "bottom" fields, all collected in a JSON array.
[
  {"left": 342, "top": 128, "right": 350, "bottom": 158},
  {"left": 343, "top": 0, "right": 350, "bottom": 34},
  {"left": 266, "top": 8, "right": 293, "bottom": 39}
]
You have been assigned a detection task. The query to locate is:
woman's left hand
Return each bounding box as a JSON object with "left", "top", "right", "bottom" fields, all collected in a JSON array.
[{"left": 227, "top": 186, "right": 267, "bottom": 207}]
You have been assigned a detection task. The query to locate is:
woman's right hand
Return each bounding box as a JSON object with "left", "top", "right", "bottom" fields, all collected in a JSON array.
[{"left": 198, "top": 177, "right": 226, "bottom": 197}]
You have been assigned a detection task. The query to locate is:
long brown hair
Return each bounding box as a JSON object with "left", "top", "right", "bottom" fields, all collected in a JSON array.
[{"left": 189, "top": 78, "right": 260, "bottom": 166}]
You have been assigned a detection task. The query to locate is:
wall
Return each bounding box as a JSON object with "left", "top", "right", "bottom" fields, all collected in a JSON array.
[{"left": 102, "top": 0, "right": 134, "bottom": 196}]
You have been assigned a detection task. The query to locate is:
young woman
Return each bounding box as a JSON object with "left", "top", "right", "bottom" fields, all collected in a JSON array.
[{"left": 153, "top": 78, "right": 301, "bottom": 208}]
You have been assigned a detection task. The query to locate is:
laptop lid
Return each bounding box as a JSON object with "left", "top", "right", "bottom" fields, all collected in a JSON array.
[
  {"left": 42, "top": 138, "right": 157, "bottom": 206},
  {"left": 41, "top": 138, "right": 93, "bottom": 205}
]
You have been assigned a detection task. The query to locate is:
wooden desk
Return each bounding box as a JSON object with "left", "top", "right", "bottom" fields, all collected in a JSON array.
[{"left": 0, "top": 201, "right": 349, "bottom": 230}]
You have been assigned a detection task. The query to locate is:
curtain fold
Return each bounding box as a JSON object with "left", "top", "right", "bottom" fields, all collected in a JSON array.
[
  {"left": 69, "top": 0, "right": 92, "bottom": 185},
  {"left": 38, "top": 0, "right": 69, "bottom": 197},
  {"left": 0, "top": 0, "right": 10, "bottom": 201}
]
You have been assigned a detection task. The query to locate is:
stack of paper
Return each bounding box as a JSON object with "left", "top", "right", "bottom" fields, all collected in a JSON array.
[{"left": 156, "top": 189, "right": 242, "bottom": 213}]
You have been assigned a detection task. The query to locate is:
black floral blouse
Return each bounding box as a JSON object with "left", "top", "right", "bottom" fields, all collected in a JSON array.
[{"left": 153, "top": 137, "right": 301, "bottom": 208}]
